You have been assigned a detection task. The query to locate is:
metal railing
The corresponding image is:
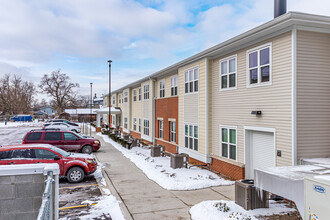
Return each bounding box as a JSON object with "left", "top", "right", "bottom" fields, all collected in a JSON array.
[{"left": 37, "top": 171, "right": 55, "bottom": 220}]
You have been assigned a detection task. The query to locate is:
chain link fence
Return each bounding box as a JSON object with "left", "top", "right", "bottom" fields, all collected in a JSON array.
[{"left": 37, "top": 171, "right": 55, "bottom": 220}]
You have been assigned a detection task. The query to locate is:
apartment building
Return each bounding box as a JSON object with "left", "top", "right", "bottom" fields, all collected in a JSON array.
[{"left": 99, "top": 12, "right": 330, "bottom": 180}]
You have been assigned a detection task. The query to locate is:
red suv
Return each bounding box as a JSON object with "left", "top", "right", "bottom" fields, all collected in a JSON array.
[
  {"left": 0, "top": 144, "right": 97, "bottom": 182},
  {"left": 22, "top": 129, "right": 101, "bottom": 154}
]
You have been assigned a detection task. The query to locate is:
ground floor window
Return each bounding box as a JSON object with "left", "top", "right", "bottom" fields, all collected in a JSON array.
[
  {"left": 170, "top": 121, "right": 176, "bottom": 142},
  {"left": 139, "top": 118, "right": 141, "bottom": 132},
  {"left": 158, "top": 120, "right": 163, "bottom": 139},
  {"left": 144, "top": 119, "right": 149, "bottom": 136},
  {"left": 112, "top": 115, "right": 116, "bottom": 126},
  {"left": 185, "top": 123, "right": 198, "bottom": 151},
  {"left": 220, "top": 126, "right": 237, "bottom": 160},
  {"left": 133, "top": 118, "right": 137, "bottom": 131},
  {"left": 124, "top": 117, "right": 128, "bottom": 129}
]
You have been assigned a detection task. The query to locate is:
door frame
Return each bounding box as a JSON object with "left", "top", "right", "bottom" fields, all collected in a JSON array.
[{"left": 244, "top": 126, "right": 276, "bottom": 179}]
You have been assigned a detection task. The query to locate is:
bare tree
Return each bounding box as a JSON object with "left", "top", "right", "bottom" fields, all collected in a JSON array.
[{"left": 39, "top": 70, "right": 79, "bottom": 114}]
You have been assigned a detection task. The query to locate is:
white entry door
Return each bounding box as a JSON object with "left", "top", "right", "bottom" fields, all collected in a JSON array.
[{"left": 246, "top": 130, "right": 275, "bottom": 179}]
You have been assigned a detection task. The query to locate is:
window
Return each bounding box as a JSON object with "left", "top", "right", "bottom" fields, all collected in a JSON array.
[
  {"left": 133, "top": 89, "right": 137, "bottom": 102},
  {"left": 138, "top": 88, "right": 141, "bottom": 101},
  {"left": 44, "top": 132, "right": 62, "bottom": 141},
  {"left": 133, "top": 118, "right": 137, "bottom": 131},
  {"left": 171, "top": 76, "right": 178, "bottom": 96},
  {"left": 159, "top": 80, "right": 165, "bottom": 98},
  {"left": 158, "top": 120, "right": 163, "bottom": 139},
  {"left": 139, "top": 118, "right": 141, "bottom": 132},
  {"left": 0, "top": 151, "right": 11, "bottom": 159},
  {"left": 11, "top": 149, "right": 33, "bottom": 159},
  {"left": 64, "top": 132, "right": 78, "bottom": 141},
  {"left": 119, "top": 94, "right": 122, "bottom": 104},
  {"left": 184, "top": 67, "right": 198, "bottom": 94},
  {"left": 144, "top": 85, "right": 149, "bottom": 100},
  {"left": 112, "top": 115, "right": 116, "bottom": 126},
  {"left": 220, "top": 56, "right": 236, "bottom": 89},
  {"left": 34, "top": 149, "right": 57, "bottom": 159},
  {"left": 124, "top": 91, "right": 128, "bottom": 103},
  {"left": 248, "top": 44, "right": 271, "bottom": 86},
  {"left": 27, "top": 132, "right": 42, "bottom": 140},
  {"left": 184, "top": 124, "right": 198, "bottom": 151},
  {"left": 112, "top": 96, "right": 116, "bottom": 105},
  {"left": 143, "top": 119, "right": 149, "bottom": 136},
  {"left": 220, "top": 127, "right": 237, "bottom": 160},
  {"left": 170, "top": 121, "right": 176, "bottom": 142},
  {"left": 124, "top": 117, "right": 128, "bottom": 129}
]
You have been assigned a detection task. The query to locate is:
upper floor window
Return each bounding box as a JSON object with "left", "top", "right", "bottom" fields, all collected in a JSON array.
[
  {"left": 144, "top": 85, "right": 149, "bottom": 100},
  {"left": 159, "top": 80, "right": 165, "bottom": 98},
  {"left": 119, "top": 94, "right": 122, "bottom": 104},
  {"left": 112, "top": 96, "right": 116, "bottom": 105},
  {"left": 247, "top": 44, "right": 271, "bottom": 86},
  {"left": 133, "top": 89, "right": 137, "bottom": 102},
  {"left": 171, "top": 76, "right": 178, "bottom": 96},
  {"left": 124, "top": 91, "right": 128, "bottom": 103},
  {"left": 220, "top": 56, "right": 236, "bottom": 90},
  {"left": 138, "top": 88, "right": 141, "bottom": 101},
  {"left": 184, "top": 67, "right": 198, "bottom": 94}
]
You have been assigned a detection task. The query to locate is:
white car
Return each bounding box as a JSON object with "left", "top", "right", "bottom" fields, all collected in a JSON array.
[{"left": 43, "top": 122, "right": 81, "bottom": 133}]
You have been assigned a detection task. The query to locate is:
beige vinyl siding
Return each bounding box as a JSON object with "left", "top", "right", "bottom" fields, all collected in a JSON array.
[
  {"left": 178, "top": 59, "right": 207, "bottom": 155},
  {"left": 141, "top": 80, "right": 153, "bottom": 140},
  {"left": 131, "top": 87, "right": 142, "bottom": 133},
  {"left": 296, "top": 30, "right": 330, "bottom": 160},
  {"left": 212, "top": 32, "right": 292, "bottom": 166},
  {"left": 155, "top": 73, "right": 177, "bottom": 99}
]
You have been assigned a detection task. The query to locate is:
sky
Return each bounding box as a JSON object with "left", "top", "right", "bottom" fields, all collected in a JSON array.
[{"left": 0, "top": 0, "right": 330, "bottom": 100}]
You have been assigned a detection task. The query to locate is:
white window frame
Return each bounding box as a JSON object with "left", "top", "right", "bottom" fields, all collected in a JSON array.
[
  {"left": 246, "top": 43, "right": 272, "bottom": 88},
  {"left": 112, "top": 115, "right": 116, "bottom": 127},
  {"left": 184, "top": 123, "right": 198, "bottom": 151},
  {"left": 170, "top": 121, "right": 176, "bottom": 142},
  {"left": 133, "top": 89, "right": 137, "bottom": 102},
  {"left": 112, "top": 95, "right": 116, "bottom": 105},
  {"left": 184, "top": 66, "right": 199, "bottom": 94},
  {"left": 171, "top": 75, "right": 178, "bottom": 96},
  {"left": 118, "top": 94, "right": 122, "bottom": 104},
  {"left": 143, "top": 119, "right": 149, "bottom": 136},
  {"left": 219, "top": 55, "right": 237, "bottom": 91},
  {"left": 124, "top": 117, "right": 128, "bottom": 129},
  {"left": 124, "top": 91, "right": 128, "bottom": 103},
  {"left": 159, "top": 80, "right": 165, "bottom": 98},
  {"left": 220, "top": 125, "right": 237, "bottom": 161},
  {"left": 138, "top": 88, "right": 141, "bottom": 101},
  {"left": 158, "top": 120, "right": 163, "bottom": 139},
  {"left": 133, "top": 118, "right": 137, "bottom": 131},
  {"left": 143, "top": 84, "right": 149, "bottom": 100},
  {"left": 138, "top": 118, "right": 141, "bottom": 132}
]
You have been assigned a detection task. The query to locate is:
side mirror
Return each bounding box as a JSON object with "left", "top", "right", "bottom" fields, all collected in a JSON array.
[{"left": 54, "top": 155, "right": 61, "bottom": 160}]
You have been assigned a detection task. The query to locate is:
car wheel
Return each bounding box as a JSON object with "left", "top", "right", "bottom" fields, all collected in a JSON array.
[
  {"left": 81, "top": 145, "right": 93, "bottom": 154},
  {"left": 67, "top": 167, "right": 85, "bottom": 183}
]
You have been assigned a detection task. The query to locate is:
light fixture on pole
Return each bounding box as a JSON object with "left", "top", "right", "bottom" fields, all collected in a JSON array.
[
  {"left": 108, "top": 60, "right": 112, "bottom": 131},
  {"left": 90, "top": 82, "right": 93, "bottom": 136}
]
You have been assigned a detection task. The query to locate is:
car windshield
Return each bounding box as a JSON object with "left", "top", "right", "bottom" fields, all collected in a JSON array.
[
  {"left": 49, "top": 146, "right": 70, "bottom": 157},
  {"left": 74, "top": 133, "right": 84, "bottom": 139}
]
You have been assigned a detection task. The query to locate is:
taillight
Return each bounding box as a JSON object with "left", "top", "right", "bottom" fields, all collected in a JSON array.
[
  {"left": 22, "top": 141, "right": 25, "bottom": 144},
  {"left": 42, "top": 127, "right": 45, "bottom": 129}
]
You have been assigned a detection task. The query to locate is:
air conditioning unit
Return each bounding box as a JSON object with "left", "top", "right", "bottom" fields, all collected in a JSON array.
[
  {"left": 235, "top": 179, "right": 269, "bottom": 210},
  {"left": 304, "top": 175, "right": 330, "bottom": 219}
]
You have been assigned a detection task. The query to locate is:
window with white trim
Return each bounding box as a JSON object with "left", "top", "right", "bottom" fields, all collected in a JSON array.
[
  {"left": 171, "top": 76, "right": 178, "bottom": 96},
  {"left": 170, "top": 121, "right": 176, "bottom": 142},
  {"left": 220, "top": 126, "right": 236, "bottom": 160},
  {"left": 158, "top": 120, "right": 163, "bottom": 138},
  {"left": 143, "top": 119, "right": 149, "bottom": 135},
  {"left": 112, "top": 96, "right": 116, "bottom": 105},
  {"left": 144, "top": 85, "right": 149, "bottom": 100},
  {"left": 119, "top": 94, "right": 122, "bottom": 104},
  {"left": 184, "top": 67, "right": 198, "bottom": 94},
  {"left": 220, "top": 56, "right": 236, "bottom": 89},
  {"left": 184, "top": 124, "right": 198, "bottom": 151},
  {"left": 159, "top": 80, "right": 165, "bottom": 98},
  {"left": 139, "top": 118, "right": 141, "bottom": 132},
  {"left": 124, "top": 91, "right": 128, "bottom": 103},
  {"left": 124, "top": 117, "right": 128, "bottom": 129},
  {"left": 133, "top": 118, "right": 136, "bottom": 131},
  {"left": 248, "top": 44, "right": 271, "bottom": 86},
  {"left": 133, "top": 89, "right": 137, "bottom": 102},
  {"left": 112, "top": 115, "right": 116, "bottom": 126},
  {"left": 138, "top": 88, "right": 141, "bottom": 101}
]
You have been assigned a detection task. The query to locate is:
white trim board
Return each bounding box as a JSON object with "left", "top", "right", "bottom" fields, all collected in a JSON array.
[{"left": 178, "top": 146, "right": 211, "bottom": 163}]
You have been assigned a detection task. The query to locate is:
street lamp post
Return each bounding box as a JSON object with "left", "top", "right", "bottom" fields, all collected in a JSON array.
[
  {"left": 90, "top": 82, "right": 93, "bottom": 136},
  {"left": 108, "top": 60, "right": 112, "bottom": 131}
]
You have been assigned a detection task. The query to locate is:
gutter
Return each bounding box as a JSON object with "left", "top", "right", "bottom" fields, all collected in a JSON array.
[{"left": 205, "top": 58, "right": 210, "bottom": 163}]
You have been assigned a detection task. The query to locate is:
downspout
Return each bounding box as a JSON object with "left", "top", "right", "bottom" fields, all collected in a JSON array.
[
  {"left": 205, "top": 58, "right": 210, "bottom": 163},
  {"left": 149, "top": 77, "right": 156, "bottom": 145},
  {"left": 292, "top": 27, "right": 297, "bottom": 165}
]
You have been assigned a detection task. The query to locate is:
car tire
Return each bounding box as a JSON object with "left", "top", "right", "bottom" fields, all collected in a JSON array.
[
  {"left": 81, "top": 145, "right": 93, "bottom": 154},
  {"left": 67, "top": 167, "right": 85, "bottom": 183}
]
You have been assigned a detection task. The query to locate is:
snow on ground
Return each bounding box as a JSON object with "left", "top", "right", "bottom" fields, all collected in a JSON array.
[
  {"left": 190, "top": 200, "right": 296, "bottom": 220},
  {"left": 0, "top": 121, "right": 43, "bottom": 128},
  {"left": 97, "top": 133, "right": 233, "bottom": 190}
]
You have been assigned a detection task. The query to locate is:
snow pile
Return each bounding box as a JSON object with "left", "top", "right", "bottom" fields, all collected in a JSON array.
[
  {"left": 98, "top": 133, "right": 233, "bottom": 190},
  {"left": 190, "top": 200, "right": 296, "bottom": 220}
]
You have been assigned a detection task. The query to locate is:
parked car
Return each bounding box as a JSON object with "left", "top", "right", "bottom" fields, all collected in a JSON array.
[
  {"left": 43, "top": 122, "right": 81, "bottom": 133},
  {"left": 23, "top": 129, "right": 101, "bottom": 154},
  {"left": 0, "top": 144, "right": 97, "bottom": 182},
  {"left": 10, "top": 115, "right": 32, "bottom": 122},
  {"left": 48, "top": 119, "right": 79, "bottom": 127}
]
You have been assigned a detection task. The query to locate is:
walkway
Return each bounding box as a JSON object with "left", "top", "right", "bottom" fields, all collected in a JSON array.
[{"left": 94, "top": 132, "right": 234, "bottom": 220}]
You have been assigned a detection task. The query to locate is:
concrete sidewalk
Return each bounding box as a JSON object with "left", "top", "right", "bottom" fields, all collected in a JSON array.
[{"left": 94, "top": 132, "right": 234, "bottom": 220}]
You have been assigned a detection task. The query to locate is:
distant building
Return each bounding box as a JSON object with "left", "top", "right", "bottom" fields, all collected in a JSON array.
[
  {"left": 40, "top": 107, "right": 57, "bottom": 116},
  {"left": 63, "top": 108, "right": 98, "bottom": 122}
]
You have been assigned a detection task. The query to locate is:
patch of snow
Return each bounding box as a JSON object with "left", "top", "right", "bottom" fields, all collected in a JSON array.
[
  {"left": 303, "top": 157, "right": 330, "bottom": 165},
  {"left": 261, "top": 165, "right": 326, "bottom": 180},
  {"left": 190, "top": 200, "right": 296, "bottom": 220},
  {"left": 0, "top": 121, "right": 43, "bottom": 128},
  {"left": 97, "top": 133, "right": 233, "bottom": 190}
]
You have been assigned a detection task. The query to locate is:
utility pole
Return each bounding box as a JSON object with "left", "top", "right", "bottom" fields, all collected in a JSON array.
[
  {"left": 90, "top": 82, "right": 93, "bottom": 136},
  {"left": 108, "top": 60, "right": 112, "bottom": 131}
]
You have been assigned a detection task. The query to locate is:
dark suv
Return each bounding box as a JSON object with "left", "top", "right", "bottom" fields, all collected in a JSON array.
[{"left": 22, "top": 129, "right": 101, "bottom": 154}]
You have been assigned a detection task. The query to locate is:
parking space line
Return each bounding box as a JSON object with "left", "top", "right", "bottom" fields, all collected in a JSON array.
[
  {"left": 59, "top": 203, "right": 98, "bottom": 210},
  {"left": 59, "top": 183, "right": 98, "bottom": 189}
]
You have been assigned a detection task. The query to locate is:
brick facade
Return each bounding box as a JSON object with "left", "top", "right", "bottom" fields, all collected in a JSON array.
[
  {"left": 131, "top": 131, "right": 141, "bottom": 139},
  {"left": 156, "top": 139, "right": 177, "bottom": 153},
  {"left": 211, "top": 157, "right": 245, "bottom": 180}
]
